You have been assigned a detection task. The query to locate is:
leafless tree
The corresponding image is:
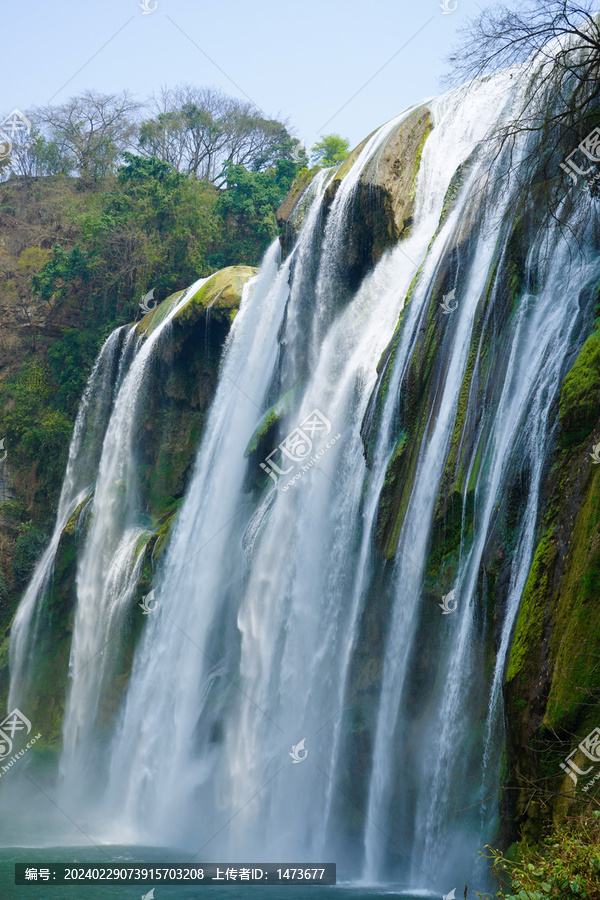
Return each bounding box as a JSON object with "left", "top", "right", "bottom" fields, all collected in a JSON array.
[
  {"left": 138, "top": 84, "right": 294, "bottom": 184},
  {"left": 33, "top": 89, "right": 141, "bottom": 180},
  {"left": 445, "top": 1, "right": 600, "bottom": 233},
  {"left": 7, "top": 128, "right": 73, "bottom": 178}
]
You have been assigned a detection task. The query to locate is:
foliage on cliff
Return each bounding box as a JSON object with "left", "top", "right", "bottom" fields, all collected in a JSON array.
[
  {"left": 485, "top": 812, "right": 600, "bottom": 900},
  {"left": 0, "top": 146, "right": 300, "bottom": 630}
]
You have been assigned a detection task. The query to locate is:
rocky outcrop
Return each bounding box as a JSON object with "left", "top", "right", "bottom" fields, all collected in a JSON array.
[
  {"left": 132, "top": 266, "right": 255, "bottom": 522},
  {"left": 324, "top": 107, "right": 432, "bottom": 273},
  {"left": 0, "top": 265, "right": 256, "bottom": 749},
  {"left": 276, "top": 167, "right": 322, "bottom": 256},
  {"left": 277, "top": 107, "right": 433, "bottom": 286}
]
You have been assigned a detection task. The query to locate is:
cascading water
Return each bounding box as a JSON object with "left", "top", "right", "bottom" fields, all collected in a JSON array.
[
  {"left": 58, "top": 276, "right": 211, "bottom": 798},
  {"left": 5, "top": 57, "right": 600, "bottom": 895},
  {"left": 98, "top": 74, "right": 526, "bottom": 878},
  {"left": 8, "top": 327, "right": 126, "bottom": 711}
]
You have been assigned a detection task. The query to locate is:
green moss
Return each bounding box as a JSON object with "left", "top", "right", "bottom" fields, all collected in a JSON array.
[
  {"left": 502, "top": 212, "right": 527, "bottom": 313},
  {"left": 245, "top": 409, "right": 279, "bottom": 459},
  {"left": 424, "top": 491, "right": 470, "bottom": 584},
  {"left": 408, "top": 117, "right": 433, "bottom": 206},
  {"left": 544, "top": 464, "right": 600, "bottom": 735},
  {"left": 10, "top": 493, "right": 93, "bottom": 749},
  {"left": 437, "top": 160, "right": 470, "bottom": 229},
  {"left": 559, "top": 329, "right": 600, "bottom": 446},
  {"left": 276, "top": 166, "right": 321, "bottom": 220},
  {"left": 506, "top": 530, "right": 555, "bottom": 684},
  {"left": 375, "top": 432, "right": 413, "bottom": 558},
  {"left": 137, "top": 290, "right": 184, "bottom": 337},
  {"left": 244, "top": 383, "right": 303, "bottom": 459},
  {"left": 178, "top": 265, "right": 256, "bottom": 325}
]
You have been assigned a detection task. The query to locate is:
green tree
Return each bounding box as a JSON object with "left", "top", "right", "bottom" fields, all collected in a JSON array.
[
  {"left": 138, "top": 85, "right": 298, "bottom": 184},
  {"left": 213, "top": 159, "right": 298, "bottom": 267},
  {"left": 311, "top": 134, "right": 350, "bottom": 167}
]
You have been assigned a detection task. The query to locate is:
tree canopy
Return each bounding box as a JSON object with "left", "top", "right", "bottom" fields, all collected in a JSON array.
[
  {"left": 3, "top": 85, "right": 300, "bottom": 186},
  {"left": 310, "top": 134, "right": 350, "bottom": 168},
  {"left": 446, "top": 1, "right": 600, "bottom": 227}
]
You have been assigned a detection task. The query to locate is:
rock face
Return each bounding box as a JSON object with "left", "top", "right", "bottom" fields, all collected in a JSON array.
[
  {"left": 0, "top": 265, "right": 256, "bottom": 746},
  {"left": 276, "top": 167, "right": 323, "bottom": 255},
  {"left": 277, "top": 104, "right": 600, "bottom": 845},
  {"left": 503, "top": 328, "right": 600, "bottom": 837},
  {"left": 176, "top": 265, "right": 255, "bottom": 326},
  {"left": 277, "top": 107, "right": 433, "bottom": 287},
  {"left": 133, "top": 265, "right": 256, "bottom": 524}
]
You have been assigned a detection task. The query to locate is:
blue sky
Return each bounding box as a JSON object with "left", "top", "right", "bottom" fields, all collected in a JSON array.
[{"left": 3, "top": 0, "right": 488, "bottom": 151}]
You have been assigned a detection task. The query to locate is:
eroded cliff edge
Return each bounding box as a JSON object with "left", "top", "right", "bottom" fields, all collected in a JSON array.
[
  {"left": 279, "top": 107, "right": 600, "bottom": 846},
  {"left": 0, "top": 265, "right": 256, "bottom": 747}
]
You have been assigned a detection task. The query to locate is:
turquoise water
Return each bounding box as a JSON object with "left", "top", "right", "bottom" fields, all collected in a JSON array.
[{"left": 0, "top": 849, "right": 436, "bottom": 900}]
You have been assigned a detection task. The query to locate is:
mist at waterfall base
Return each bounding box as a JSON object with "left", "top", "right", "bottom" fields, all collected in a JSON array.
[{"left": 3, "top": 53, "right": 599, "bottom": 899}]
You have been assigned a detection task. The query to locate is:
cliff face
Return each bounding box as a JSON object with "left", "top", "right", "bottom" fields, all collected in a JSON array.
[
  {"left": 277, "top": 106, "right": 432, "bottom": 281},
  {"left": 0, "top": 265, "right": 256, "bottom": 743},
  {"left": 277, "top": 109, "right": 600, "bottom": 843},
  {"left": 503, "top": 328, "right": 600, "bottom": 838}
]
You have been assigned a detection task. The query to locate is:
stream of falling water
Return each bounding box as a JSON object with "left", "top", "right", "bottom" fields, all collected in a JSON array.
[
  {"left": 8, "top": 327, "right": 126, "bottom": 711},
  {"left": 98, "top": 75, "right": 523, "bottom": 884}
]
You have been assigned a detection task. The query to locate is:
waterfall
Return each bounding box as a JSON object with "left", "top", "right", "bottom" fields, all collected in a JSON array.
[
  {"left": 9, "top": 327, "right": 126, "bottom": 711},
  {"left": 100, "top": 74, "right": 521, "bottom": 874},
  {"left": 58, "top": 277, "right": 210, "bottom": 798},
  {"left": 5, "top": 58, "right": 600, "bottom": 894}
]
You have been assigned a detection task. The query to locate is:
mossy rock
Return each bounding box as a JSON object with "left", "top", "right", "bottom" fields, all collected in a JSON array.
[
  {"left": 375, "top": 432, "right": 411, "bottom": 558},
  {"left": 137, "top": 290, "right": 185, "bottom": 338},
  {"left": 176, "top": 265, "right": 257, "bottom": 327},
  {"left": 321, "top": 129, "right": 379, "bottom": 208},
  {"left": 502, "top": 390, "right": 600, "bottom": 833},
  {"left": 559, "top": 329, "right": 600, "bottom": 446},
  {"left": 12, "top": 493, "right": 92, "bottom": 750},
  {"left": 326, "top": 108, "right": 434, "bottom": 290},
  {"left": 276, "top": 108, "right": 433, "bottom": 285},
  {"left": 133, "top": 265, "right": 257, "bottom": 523},
  {"left": 506, "top": 530, "right": 555, "bottom": 689},
  {"left": 276, "top": 167, "right": 322, "bottom": 254},
  {"left": 244, "top": 383, "right": 303, "bottom": 459},
  {"left": 243, "top": 383, "right": 304, "bottom": 492}
]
